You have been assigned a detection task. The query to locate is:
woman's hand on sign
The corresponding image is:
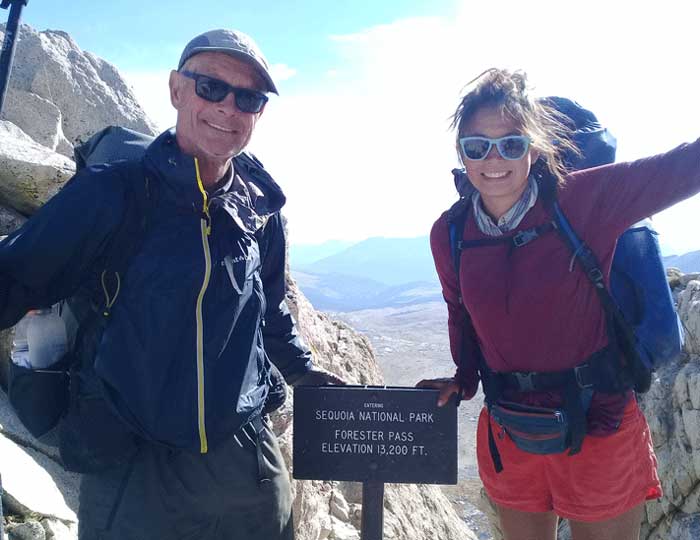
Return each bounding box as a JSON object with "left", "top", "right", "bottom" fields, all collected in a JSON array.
[{"left": 415, "top": 377, "right": 461, "bottom": 407}]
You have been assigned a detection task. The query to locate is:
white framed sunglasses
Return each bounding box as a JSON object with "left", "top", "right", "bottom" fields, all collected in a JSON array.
[{"left": 459, "top": 135, "right": 531, "bottom": 161}]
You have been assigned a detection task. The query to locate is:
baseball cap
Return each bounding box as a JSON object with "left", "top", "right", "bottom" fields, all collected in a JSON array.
[{"left": 178, "top": 29, "right": 278, "bottom": 95}]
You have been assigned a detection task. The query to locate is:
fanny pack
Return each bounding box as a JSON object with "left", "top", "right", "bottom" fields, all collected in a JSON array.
[{"left": 489, "top": 401, "right": 569, "bottom": 455}]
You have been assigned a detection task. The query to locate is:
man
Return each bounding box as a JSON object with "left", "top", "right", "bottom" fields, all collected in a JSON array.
[{"left": 0, "top": 29, "right": 342, "bottom": 539}]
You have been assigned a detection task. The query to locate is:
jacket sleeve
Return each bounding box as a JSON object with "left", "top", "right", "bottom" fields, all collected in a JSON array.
[
  {"left": 430, "top": 214, "right": 481, "bottom": 400},
  {"left": 0, "top": 167, "right": 125, "bottom": 329},
  {"left": 259, "top": 212, "right": 313, "bottom": 382}
]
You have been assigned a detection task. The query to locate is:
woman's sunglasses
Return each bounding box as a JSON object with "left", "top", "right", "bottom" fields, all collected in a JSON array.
[
  {"left": 179, "top": 70, "right": 268, "bottom": 114},
  {"left": 459, "top": 135, "right": 531, "bottom": 161}
]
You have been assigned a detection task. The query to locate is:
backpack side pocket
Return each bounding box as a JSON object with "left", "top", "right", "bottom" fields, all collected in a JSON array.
[{"left": 8, "top": 358, "right": 70, "bottom": 439}]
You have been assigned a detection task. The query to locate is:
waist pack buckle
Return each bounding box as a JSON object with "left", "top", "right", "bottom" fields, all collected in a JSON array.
[
  {"left": 513, "top": 371, "right": 536, "bottom": 392},
  {"left": 574, "top": 364, "right": 594, "bottom": 389}
]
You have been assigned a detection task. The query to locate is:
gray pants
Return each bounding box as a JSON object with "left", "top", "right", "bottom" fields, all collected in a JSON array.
[{"left": 78, "top": 419, "right": 294, "bottom": 540}]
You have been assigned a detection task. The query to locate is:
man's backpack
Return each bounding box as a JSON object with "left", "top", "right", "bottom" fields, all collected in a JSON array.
[
  {"left": 8, "top": 127, "right": 156, "bottom": 470},
  {"left": 8, "top": 127, "right": 287, "bottom": 471},
  {"left": 447, "top": 97, "right": 684, "bottom": 467}
]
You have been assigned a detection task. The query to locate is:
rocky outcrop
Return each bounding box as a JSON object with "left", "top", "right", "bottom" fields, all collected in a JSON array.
[
  {"left": 0, "top": 24, "right": 157, "bottom": 151},
  {"left": 0, "top": 23, "right": 157, "bottom": 219},
  {"left": 0, "top": 121, "right": 75, "bottom": 215},
  {"left": 639, "top": 275, "right": 700, "bottom": 539}
]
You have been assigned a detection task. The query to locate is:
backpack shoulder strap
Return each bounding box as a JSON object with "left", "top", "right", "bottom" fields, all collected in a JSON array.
[
  {"left": 550, "top": 201, "right": 649, "bottom": 390},
  {"left": 446, "top": 197, "right": 470, "bottom": 282},
  {"left": 94, "top": 159, "right": 155, "bottom": 317}
]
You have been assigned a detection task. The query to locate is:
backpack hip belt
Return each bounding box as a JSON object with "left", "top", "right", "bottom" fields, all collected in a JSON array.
[{"left": 480, "top": 345, "right": 633, "bottom": 473}]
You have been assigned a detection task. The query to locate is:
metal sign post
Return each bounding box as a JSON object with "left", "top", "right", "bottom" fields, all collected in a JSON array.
[
  {"left": 0, "top": 0, "right": 29, "bottom": 116},
  {"left": 293, "top": 386, "right": 458, "bottom": 540},
  {"left": 360, "top": 481, "right": 384, "bottom": 540}
]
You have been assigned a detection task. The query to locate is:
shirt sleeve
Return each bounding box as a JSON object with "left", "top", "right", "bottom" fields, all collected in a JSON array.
[
  {"left": 430, "top": 213, "right": 481, "bottom": 400},
  {"left": 258, "top": 212, "right": 313, "bottom": 382}
]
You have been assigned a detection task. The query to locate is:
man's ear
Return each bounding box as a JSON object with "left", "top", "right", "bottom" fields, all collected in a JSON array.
[{"left": 169, "top": 70, "right": 184, "bottom": 109}]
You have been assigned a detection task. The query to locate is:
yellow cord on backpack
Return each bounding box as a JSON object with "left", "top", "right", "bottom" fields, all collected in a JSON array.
[{"left": 100, "top": 270, "right": 121, "bottom": 317}]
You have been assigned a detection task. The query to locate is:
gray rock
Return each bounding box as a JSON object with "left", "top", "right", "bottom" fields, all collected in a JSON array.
[
  {"left": 7, "top": 520, "right": 45, "bottom": 540},
  {"left": 678, "top": 281, "right": 700, "bottom": 355},
  {"left": 4, "top": 24, "right": 157, "bottom": 143},
  {"left": 638, "top": 276, "right": 700, "bottom": 539},
  {"left": 670, "top": 512, "right": 700, "bottom": 539},
  {"left": 41, "top": 519, "right": 77, "bottom": 540},
  {"left": 0, "top": 121, "right": 75, "bottom": 215},
  {"left": 1, "top": 89, "right": 72, "bottom": 157},
  {"left": 0, "top": 328, "right": 12, "bottom": 390},
  {"left": 681, "top": 273, "right": 700, "bottom": 288},
  {"left": 0, "top": 390, "right": 78, "bottom": 522},
  {"left": 0, "top": 205, "right": 26, "bottom": 237}
]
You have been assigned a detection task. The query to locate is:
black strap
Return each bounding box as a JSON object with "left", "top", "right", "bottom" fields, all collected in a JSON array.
[
  {"left": 550, "top": 201, "right": 642, "bottom": 391},
  {"left": 446, "top": 198, "right": 471, "bottom": 405},
  {"left": 496, "top": 347, "right": 630, "bottom": 395},
  {"left": 457, "top": 223, "right": 555, "bottom": 250},
  {"left": 95, "top": 160, "right": 155, "bottom": 317},
  {"left": 487, "top": 419, "right": 503, "bottom": 473}
]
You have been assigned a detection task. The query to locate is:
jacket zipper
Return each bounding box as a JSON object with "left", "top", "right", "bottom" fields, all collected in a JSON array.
[{"left": 194, "top": 157, "right": 212, "bottom": 453}]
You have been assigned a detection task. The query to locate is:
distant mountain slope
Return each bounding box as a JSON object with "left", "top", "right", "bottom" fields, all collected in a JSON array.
[
  {"left": 289, "top": 240, "right": 355, "bottom": 266},
  {"left": 298, "top": 236, "right": 437, "bottom": 286},
  {"left": 664, "top": 250, "right": 700, "bottom": 273},
  {"left": 292, "top": 271, "right": 442, "bottom": 312}
]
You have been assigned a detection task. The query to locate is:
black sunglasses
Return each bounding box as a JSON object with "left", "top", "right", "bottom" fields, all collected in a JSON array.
[{"left": 179, "top": 70, "right": 268, "bottom": 113}]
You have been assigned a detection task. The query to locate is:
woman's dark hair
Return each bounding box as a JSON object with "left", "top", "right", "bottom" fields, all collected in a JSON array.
[{"left": 451, "top": 68, "right": 579, "bottom": 188}]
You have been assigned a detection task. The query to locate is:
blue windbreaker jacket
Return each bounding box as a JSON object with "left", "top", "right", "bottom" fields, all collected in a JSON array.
[{"left": 0, "top": 129, "right": 312, "bottom": 452}]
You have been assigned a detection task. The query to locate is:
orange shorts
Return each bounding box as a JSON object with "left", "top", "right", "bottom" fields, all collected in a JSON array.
[{"left": 477, "top": 398, "right": 661, "bottom": 522}]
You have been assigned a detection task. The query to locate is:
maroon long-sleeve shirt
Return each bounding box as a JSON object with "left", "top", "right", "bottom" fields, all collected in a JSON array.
[{"left": 431, "top": 138, "right": 700, "bottom": 434}]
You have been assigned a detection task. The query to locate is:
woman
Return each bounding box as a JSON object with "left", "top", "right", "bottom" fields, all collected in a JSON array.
[{"left": 418, "top": 69, "right": 700, "bottom": 540}]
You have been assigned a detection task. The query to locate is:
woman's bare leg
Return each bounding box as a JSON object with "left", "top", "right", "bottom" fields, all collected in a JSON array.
[
  {"left": 497, "top": 503, "right": 558, "bottom": 540},
  {"left": 569, "top": 502, "right": 644, "bottom": 540}
]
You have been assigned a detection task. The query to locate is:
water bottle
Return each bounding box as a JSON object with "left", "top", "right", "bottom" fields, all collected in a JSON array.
[
  {"left": 10, "top": 313, "right": 31, "bottom": 368},
  {"left": 26, "top": 305, "right": 68, "bottom": 369}
]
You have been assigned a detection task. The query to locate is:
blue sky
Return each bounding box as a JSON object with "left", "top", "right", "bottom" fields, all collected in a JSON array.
[
  {"left": 21, "top": 0, "right": 454, "bottom": 83},
  {"left": 12, "top": 0, "right": 700, "bottom": 254}
]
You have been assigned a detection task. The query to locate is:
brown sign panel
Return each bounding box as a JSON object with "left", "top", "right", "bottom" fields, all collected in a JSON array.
[{"left": 292, "top": 386, "right": 457, "bottom": 484}]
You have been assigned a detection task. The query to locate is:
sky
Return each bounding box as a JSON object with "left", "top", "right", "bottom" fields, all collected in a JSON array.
[{"left": 15, "top": 0, "right": 700, "bottom": 254}]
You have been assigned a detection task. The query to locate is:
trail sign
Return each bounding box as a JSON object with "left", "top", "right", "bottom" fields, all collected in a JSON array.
[{"left": 293, "top": 385, "right": 458, "bottom": 485}]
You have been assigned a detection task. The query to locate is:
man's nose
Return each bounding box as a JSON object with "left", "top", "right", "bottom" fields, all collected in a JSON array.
[{"left": 216, "top": 91, "right": 238, "bottom": 114}]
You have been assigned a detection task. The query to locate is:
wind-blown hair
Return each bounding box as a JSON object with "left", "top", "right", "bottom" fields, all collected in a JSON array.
[{"left": 451, "top": 68, "right": 578, "bottom": 188}]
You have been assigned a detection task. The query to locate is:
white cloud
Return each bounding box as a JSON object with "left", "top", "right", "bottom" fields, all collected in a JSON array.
[
  {"left": 125, "top": 0, "right": 700, "bottom": 254},
  {"left": 254, "top": 0, "right": 700, "bottom": 252},
  {"left": 122, "top": 70, "right": 176, "bottom": 132},
  {"left": 269, "top": 63, "right": 297, "bottom": 83}
]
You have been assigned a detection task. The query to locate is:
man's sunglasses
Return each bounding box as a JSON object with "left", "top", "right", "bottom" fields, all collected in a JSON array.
[
  {"left": 459, "top": 135, "right": 531, "bottom": 161},
  {"left": 179, "top": 70, "right": 268, "bottom": 114}
]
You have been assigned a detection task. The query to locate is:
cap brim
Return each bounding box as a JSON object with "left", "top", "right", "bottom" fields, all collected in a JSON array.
[{"left": 179, "top": 47, "right": 278, "bottom": 95}]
